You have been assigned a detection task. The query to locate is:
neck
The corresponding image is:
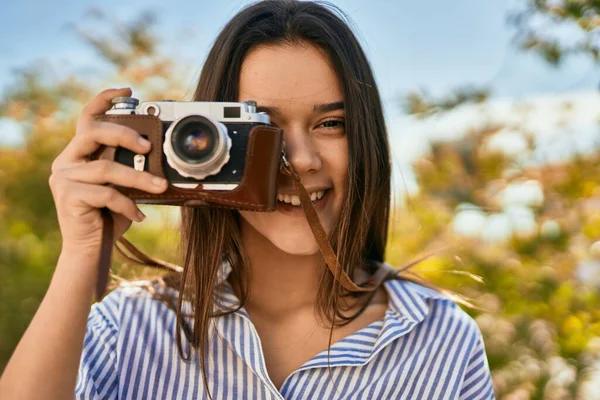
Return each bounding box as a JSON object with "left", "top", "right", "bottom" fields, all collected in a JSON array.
[{"left": 234, "top": 221, "right": 323, "bottom": 319}]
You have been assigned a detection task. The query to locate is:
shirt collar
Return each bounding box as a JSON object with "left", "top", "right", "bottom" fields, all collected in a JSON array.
[
  {"left": 212, "top": 261, "right": 452, "bottom": 381},
  {"left": 382, "top": 264, "right": 450, "bottom": 324},
  {"left": 293, "top": 272, "right": 451, "bottom": 371}
]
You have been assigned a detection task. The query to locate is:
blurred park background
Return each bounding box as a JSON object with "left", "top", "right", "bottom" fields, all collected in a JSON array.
[{"left": 1, "top": 0, "right": 600, "bottom": 398}]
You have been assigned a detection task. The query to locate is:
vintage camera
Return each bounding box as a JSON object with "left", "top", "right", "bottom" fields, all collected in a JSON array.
[
  {"left": 106, "top": 96, "right": 270, "bottom": 191},
  {"left": 92, "top": 96, "right": 284, "bottom": 211}
]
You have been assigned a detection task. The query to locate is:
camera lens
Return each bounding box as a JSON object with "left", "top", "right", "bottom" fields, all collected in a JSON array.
[
  {"left": 172, "top": 117, "right": 217, "bottom": 163},
  {"left": 164, "top": 115, "right": 232, "bottom": 180}
]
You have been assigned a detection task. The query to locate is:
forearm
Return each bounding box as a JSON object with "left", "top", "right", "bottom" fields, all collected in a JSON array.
[{"left": 0, "top": 248, "right": 99, "bottom": 400}]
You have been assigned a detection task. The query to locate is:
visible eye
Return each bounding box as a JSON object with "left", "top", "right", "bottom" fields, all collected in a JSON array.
[{"left": 317, "top": 119, "right": 345, "bottom": 130}]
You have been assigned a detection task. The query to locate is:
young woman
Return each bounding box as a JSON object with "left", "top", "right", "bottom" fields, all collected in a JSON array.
[{"left": 0, "top": 1, "right": 495, "bottom": 399}]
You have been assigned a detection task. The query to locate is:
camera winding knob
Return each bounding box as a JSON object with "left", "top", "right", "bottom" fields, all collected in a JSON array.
[{"left": 111, "top": 96, "right": 140, "bottom": 110}]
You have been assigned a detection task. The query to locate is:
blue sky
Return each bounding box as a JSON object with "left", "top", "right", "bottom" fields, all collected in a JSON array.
[
  {"left": 1, "top": 0, "right": 598, "bottom": 166},
  {"left": 1, "top": 0, "right": 597, "bottom": 102}
]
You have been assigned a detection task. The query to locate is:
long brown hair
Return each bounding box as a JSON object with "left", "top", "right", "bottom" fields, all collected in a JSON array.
[{"left": 159, "top": 0, "right": 394, "bottom": 396}]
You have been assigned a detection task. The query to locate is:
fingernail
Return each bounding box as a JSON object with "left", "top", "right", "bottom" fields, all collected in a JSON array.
[
  {"left": 138, "top": 137, "right": 151, "bottom": 147},
  {"left": 152, "top": 176, "right": 167, "bottom": 187},
  {"left": 137, "top": 210, "right": 146, "bottom": 221}
]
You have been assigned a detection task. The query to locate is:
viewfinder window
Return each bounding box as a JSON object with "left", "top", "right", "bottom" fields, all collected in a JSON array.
[{"left": 224, "top": 107, "right": 241, "bottom": 118}]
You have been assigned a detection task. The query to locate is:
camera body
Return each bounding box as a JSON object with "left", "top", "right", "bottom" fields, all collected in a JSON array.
[
  {"left": 106, "top": 97, "right": 270, "bottom": 191},
  {"left": 91, "top": 96, "right": 283, "bottom": 211}
]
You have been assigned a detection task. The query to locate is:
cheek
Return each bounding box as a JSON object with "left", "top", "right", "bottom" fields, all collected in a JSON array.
[{"left": 323, "top": 139, "right": 349, "bottom": 193}]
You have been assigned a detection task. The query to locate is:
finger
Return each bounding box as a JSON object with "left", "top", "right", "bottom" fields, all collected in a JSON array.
[
  {"left": 59, "top": 160, "right": 168, "bottom": 193},
  {"left": 81, "top": 88, "right": 132, "bottom": 122},
  {"left": 74, "top": 182, "right": 146, "bottom": 223},
  {"left": 59, "top": 121, "right": 151, "bottom": 165}
]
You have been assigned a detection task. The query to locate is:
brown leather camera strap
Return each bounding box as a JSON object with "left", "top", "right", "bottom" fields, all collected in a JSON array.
[
  {"left": 95, "top": 158, "right": 391, "bottom": 300},
  {"left": 97, "top": 208, "right": 114, "bottom": 300},
  {"left": 280, "top": 156, "right": 392, "bottom": 292}
]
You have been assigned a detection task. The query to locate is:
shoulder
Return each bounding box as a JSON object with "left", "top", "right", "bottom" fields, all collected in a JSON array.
[
  {"left": 384, "top": 278, "right": 488, "bottom": 366},
  {"left": 381, "top": 279, "right": 494, "bottom": 398},
  {"left": 78, "top": 281, "right": 184, "bottom": 398},
  {"left": 89, "top": 280, "right": 179, "bottom": 331}
]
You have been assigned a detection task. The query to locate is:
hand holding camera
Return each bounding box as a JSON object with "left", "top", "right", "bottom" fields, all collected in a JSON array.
[
  {"left": 49, "top": 88, "right": 284, "bottom": 259},
  {"left": 48, "top": 88, "right": 170, "bottom": 256}
]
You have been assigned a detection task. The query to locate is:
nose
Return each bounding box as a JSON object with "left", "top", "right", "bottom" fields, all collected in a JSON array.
[{"left": 283, "top": 125, "right": 322, "bottom": 175}]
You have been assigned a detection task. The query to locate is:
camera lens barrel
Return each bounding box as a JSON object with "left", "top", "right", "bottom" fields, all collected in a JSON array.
[{"left": 163, "top": 114, "right": 232, "bottom": 180}]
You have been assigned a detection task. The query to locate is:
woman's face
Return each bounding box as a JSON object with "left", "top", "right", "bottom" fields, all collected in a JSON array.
[{"left": 238, "top": 43, "right": 348, "bottom": 255}]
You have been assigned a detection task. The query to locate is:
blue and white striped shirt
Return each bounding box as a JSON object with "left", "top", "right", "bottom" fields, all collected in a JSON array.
[{"left": 76, "top": 269, "right": 495, "bottom": 399}]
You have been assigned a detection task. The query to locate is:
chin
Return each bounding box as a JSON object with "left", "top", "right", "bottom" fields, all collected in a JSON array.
[
  {"left": 266, "top": 230, "right": 320, "bottom": 255},
  {"left": 239, "top": 186, "right": 342, "bottom": 256},
  {"left": 239, "top": 211, "right": 328, "bottom": 256}
]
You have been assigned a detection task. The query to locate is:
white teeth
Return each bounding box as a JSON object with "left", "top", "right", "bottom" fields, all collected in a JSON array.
[{"left": 277, "top": 190, "right": 327, "bottom": 205}]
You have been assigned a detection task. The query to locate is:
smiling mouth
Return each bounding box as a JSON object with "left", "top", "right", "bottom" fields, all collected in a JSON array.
[{"left": 277, "top": 189, "right": 328, "bottom": 206}]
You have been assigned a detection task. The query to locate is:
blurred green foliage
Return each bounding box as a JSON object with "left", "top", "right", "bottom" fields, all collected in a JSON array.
[
  {"left": 386, "top": 127, "right": 600, "bottom": 398},
  {"left": 0, "top": 10, "right": 189, "bottom": 373},
  {"left": 1, "top": 4, "right": 600, "bottom": 399},
  {"left": 402, "top": 86, "right": 490, "bottom": 119}
]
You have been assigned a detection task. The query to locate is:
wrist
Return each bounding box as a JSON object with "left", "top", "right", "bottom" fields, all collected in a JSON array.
[
  {"left": 60, "top": 243, "right": 103, "bottom": 259},
  {"left": 42, "top": 250, "right": 101, "bottom": 310},
  {"left": 54, "top": 247, "right": 102, "bottom": 287}
]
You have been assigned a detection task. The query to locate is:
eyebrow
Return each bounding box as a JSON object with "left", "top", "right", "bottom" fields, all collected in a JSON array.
[
  {"left": 314, "top": 101, "right": 344, "bottom": 113},
  {"left": 256, "top": 101, "right": 344, "bottom": 116}
]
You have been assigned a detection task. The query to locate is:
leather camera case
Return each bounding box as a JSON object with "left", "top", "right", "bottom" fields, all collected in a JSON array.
[{"left": 90, "top": 114, "right": 284, "bottom": 211}]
